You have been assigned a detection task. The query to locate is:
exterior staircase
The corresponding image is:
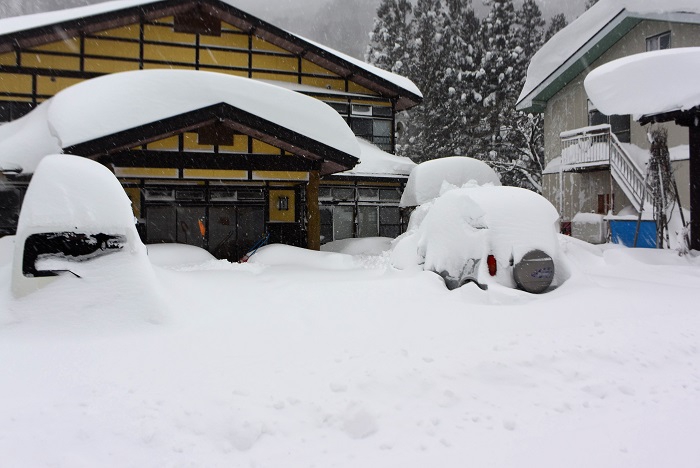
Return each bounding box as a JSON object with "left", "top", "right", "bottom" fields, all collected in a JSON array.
[{"left": 560, "top": 124, "right": 652, "bottom": 212}]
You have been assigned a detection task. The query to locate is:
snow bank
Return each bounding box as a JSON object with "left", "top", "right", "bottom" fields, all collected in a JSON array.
[
  {"left": 585, "top": 48, "right": 700, "bottom": 119},
  {"left": 147, "top": 244, "right": 216, "bottom": 268},
  {"left": 519, "top": 0, "right": 700, "bottom": 108},
  {"left": 2, "top": 207, "right": 700, "bottom": 466},
  {"left": 0, "top": 69, "right": 360, "bottom": 174},
  {"left": 321, "top": 237, "right": 393, "bottom": 256},
  {"left": 400, "top": 157, "right": 501, "bottom": 207},
  {"left": 248, "top": 244, "right": 358, "bottom": 270}
]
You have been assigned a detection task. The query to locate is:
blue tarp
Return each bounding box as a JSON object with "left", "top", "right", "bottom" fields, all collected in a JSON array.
[{"left": 609, "top": 219, "right": 657, "bottom": 248}]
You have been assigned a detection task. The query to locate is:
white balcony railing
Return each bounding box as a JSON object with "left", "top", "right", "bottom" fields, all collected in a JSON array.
[
  {"left": 560, "top": 125, "right": 652, "bottom": 212},
  {"left": 560, "top": 124, "right": 612, "bottom": 167}
]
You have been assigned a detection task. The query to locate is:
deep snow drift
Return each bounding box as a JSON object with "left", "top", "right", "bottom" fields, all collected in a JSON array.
[{"left": 1, "top": 234, "right": 700, "bottom": 468}]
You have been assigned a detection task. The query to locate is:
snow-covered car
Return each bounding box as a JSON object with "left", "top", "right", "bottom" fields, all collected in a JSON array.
[
  {"left": 11, "top": 154, "right": 151, "bottom": 297},
  {"left": 392, "top": 158, "right": 565, "bottom": 293}
]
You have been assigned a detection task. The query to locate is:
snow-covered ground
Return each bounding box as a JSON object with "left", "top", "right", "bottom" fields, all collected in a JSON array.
[{"left": 1, "top": 235, "right": 700, "bottom": 467}]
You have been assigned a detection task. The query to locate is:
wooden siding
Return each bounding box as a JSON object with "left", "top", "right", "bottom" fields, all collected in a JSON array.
[{"left": 0, "top": 13, "right": 382, "bottom": 106}]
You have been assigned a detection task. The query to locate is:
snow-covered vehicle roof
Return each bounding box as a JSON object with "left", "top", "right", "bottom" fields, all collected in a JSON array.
[
  {"left": 11, "top": 154, "right": 149, "bottom": 297},
  {"left": 0, "top": 0, "right": 421, "bottom": 110},
  {"left": 399, "top": 157, "right": 501, "bottom": 208},
  {"left": 0, "top": 69, "right": 360, "bottom": 175},
  {"left": 584, "top": 47, "right": 700, "bottom": 119},
  {"left": 517, "top": 0, "right": 700, "bottom": 112}
]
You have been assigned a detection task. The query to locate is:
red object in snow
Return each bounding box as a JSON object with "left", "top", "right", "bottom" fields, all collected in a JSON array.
[{"left": 487, "top": 255, "right": 497, "bottom": 276}]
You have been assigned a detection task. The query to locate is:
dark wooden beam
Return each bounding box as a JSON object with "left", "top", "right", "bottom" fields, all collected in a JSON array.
[
  {"left": 98, "top": 150, "right": 321, "bottom": 172},
  {"left": 690, "top": 121, "right": 700, "bottom": 250}
]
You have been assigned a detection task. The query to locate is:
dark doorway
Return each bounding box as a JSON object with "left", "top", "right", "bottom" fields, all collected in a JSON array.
[{"left": 145, "top": 203, "right": 265, "bottom": 261}]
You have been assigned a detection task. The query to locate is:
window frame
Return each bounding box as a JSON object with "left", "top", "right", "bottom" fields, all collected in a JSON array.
[{"left": 646, "top": 31, "right": 671, "bottom": 52}]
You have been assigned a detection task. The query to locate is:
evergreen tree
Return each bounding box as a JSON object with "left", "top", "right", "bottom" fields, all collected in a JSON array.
[
  {"left": 472, "top": 0, "right": 523, "bottom": 159},
  {"left": 545, "top": 13, "right": 568, "bottom": 42},
  {"left": 401, "top": 0, "right": 446, "bottom": 161},
  {"left": 437, "top": 0, "right": 483, "bottom": 159},
  {"left": 585, "top": 0, "right": 599, "bottom": 10},
  {"left": 517, "top": 0, "right": 545, "bottom": 66},
  {"left": 365, "top": 0, "right": 413, "bottom": 77}
]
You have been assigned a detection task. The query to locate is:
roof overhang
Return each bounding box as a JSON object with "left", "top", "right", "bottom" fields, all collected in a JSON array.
[
  {"left": 0, "top": 0, "right": 422, "bottom": 111},
  {"left": 517, "top": 10, "right": 700, "bottom": 113},
  {"left": 63, "top": 102, "right": 359, "bottom": 176}
]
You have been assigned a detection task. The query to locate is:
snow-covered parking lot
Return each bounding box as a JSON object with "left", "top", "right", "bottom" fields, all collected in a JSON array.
[{"left": 1, "top": 237, "right": 700, "bottom": 467}]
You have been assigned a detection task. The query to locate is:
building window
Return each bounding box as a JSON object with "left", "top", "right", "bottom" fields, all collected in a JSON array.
[
  {"left": 319, "top": 186, "right": 405, "bottom": 243},
  {"left": 588, "top": 100, "right": 630, "bottom": 143},
  {"left": 646, "top": 31, "right": 671, "bottom": 51}
]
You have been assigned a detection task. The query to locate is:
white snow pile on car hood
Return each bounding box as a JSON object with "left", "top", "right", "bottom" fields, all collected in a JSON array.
[
  {"left": 392, "top": 185, "right": 566, "bottom": 289},
  {"left": 0, "top": 69, "right": 360, "bottom": 174},
  {"left": 400, "top": 157, "right": 501, "bottom": 208},
  {"left": 585, "top": 48, "right": 700, "bottom": 119}
]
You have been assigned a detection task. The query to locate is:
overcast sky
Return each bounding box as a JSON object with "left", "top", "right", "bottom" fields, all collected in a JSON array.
[{"left": 0, "top": 0, "right": 587, "bottom": 58}]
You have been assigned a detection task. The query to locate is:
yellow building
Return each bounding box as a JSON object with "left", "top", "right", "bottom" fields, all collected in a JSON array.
[{"left": 0, "top": 0, "right": 421, "bottom": 259}]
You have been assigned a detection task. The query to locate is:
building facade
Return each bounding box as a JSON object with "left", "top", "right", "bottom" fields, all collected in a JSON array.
[
  {"left": 517, "top": 1, "right": 700, "bottom": 239},
  {"left": 0, "top": 0, "right": 421, "bottom": 259}
]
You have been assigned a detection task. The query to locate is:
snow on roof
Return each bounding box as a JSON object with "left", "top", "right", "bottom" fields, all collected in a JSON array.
[
  {"left": 518, "top": 0, "right": 700, "bottom": 110},
  {"left": 399, "top": 157, "right": 501, "bottom": 208},
  {"left": 0, "top": 0, "right": 420, "bottom": 102},
  {"left": 584, "top": 47, "right": 700, "bottom": 119},
  {"left": 0, "top": 0, "right": 159, "bottom": 36},
  {"left": 293, "top": 34, "right": 422, "bottom": 99},
  {"left": 341, "top": 138, "right": 416, "bottom": 178},
  {"left": 0, "top": 69, "right": 360, "bottom": 174}
]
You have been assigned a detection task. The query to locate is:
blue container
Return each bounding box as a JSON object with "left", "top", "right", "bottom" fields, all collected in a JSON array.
[{"left": 609, "top": 219, "right": 657, "bottom": 248}]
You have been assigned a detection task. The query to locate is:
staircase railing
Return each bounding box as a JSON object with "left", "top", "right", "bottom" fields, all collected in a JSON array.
[{"left": 608, "top": 132, "right": 653, "bottom": 212}]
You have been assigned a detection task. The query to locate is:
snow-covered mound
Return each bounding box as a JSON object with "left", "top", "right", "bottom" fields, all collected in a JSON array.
[
  {"left": 0, "top": 69, "right": 360, "bottom": 174},
  {"left": 147, "top": 244, "right": 216, "bottom": 268},
  {"left": 585, "top": 47, "right": 700, "bottom": 119},
  {"left": 248, "top": 243, "right": 358, "bottom": 270},
  {"left": 400, "top": 157, "right": 501, "bottom": 207},
  {"left": 321, "top": 237, "right": 393, "bottom": 256}
]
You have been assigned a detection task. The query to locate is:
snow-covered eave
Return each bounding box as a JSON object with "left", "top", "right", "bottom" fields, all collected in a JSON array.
[
  {"left": 517, "top": 10, "right": 700, "bottom": 113},
  {"left": 63, "top": 102, "right": 360, "bottom": 176},
  {"left": 516, "top": 10, "right": 633, "bottom": 113},
  {"left": 0, "top": 0, "right": 422, "bottom": 111}
]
